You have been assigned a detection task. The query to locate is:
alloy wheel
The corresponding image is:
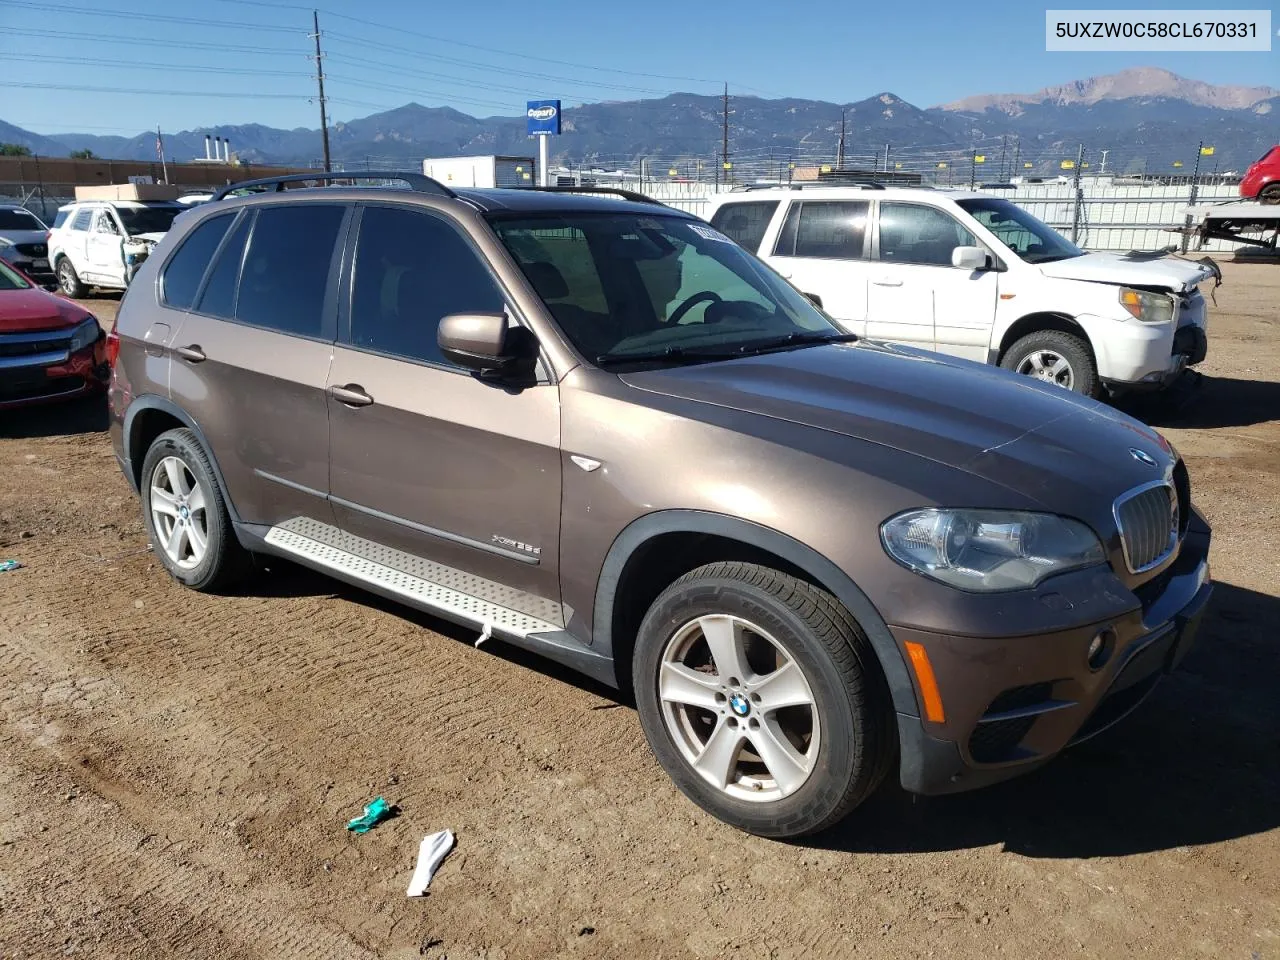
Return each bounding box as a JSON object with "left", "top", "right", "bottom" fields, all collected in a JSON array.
[
  {"left": 149, "top": 456, "right": 209, "bottom": 570},
  {"left": 1016, "top": 349, "right": 1075, "bottom": 389},
  {"left": 658, "top": 614, "right": 820, "bottom": 802}
]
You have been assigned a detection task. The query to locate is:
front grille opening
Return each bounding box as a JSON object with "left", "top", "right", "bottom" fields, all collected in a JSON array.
[
  {"left": 968, "top": 682, "right": 1054, "bottom": 764},
  {"left": 1071, "top": 674, "right": 1160, "bottom": 744},
  {"left": 1116, "top": 483, "right": 1177, "bottom": 572}
]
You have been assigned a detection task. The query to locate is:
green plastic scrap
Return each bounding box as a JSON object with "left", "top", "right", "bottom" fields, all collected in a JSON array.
[
  {"left": 0, "top": 560, "right": 22, "bottom": 573},
  {"left": 346, "top": 796, "right": 392, "bottom": 834}
]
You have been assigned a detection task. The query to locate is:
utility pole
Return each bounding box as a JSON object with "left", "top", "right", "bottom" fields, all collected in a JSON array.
[
  {"left": 970, "top": 148, "right": 977, "bottom": 190},
  {"left": 883, "top": 142, "right": 890, "bottom": 175},
  {"left": 1099, "top": 149, "right": 1109, "bottom": 175},
  {"left": 836, "top": 109, "right": 846, "bottom": 170},
  {"left": 998, "top": 135, "right": 1007, "bottom": 181},
  {"left": 721, "top": 83, "right": 729, "bottom": 185},
  {"left": 311, "top": 10, "right": 332, "bottom": 173},
  {"left": 1070, "top": 143, "right": 1085, "bottom": 243},
  {"left": 1012, "top": 138, "right": 1020, "bottom": 176}
]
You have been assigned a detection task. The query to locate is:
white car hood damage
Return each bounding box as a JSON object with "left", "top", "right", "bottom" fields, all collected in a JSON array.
[{"left": 1038, "top": 252, "right": 1216, "bottom": 293}]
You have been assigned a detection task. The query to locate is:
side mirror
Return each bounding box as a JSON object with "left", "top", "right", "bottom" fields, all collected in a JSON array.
[
  {"left": 802, "top": 292, "right": 824, "bottom": 309},
  {"left": 438, "top": 312, "right": 533, "bottom": 375},
  {"left": 951, "top": 246, "right": 991, "bottom": 271}
]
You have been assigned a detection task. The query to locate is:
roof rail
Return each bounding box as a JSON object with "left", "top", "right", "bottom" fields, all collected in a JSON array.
[
  {"left": 519, "top": 185, "right": 666, "bottom": 206},
  {"left": 731, "top": 181, "right": 887, "bottom": 192},
  {"left": 210, "top": 171, "right": 454, "bottom": 202}
]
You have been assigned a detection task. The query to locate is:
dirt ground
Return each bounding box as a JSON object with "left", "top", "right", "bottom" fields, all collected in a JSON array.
[{"left": 1, "top": 262, "right": 1277, "bottom": 960}]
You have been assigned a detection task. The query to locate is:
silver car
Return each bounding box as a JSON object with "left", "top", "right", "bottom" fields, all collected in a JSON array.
[{"left": 0, "top": 205, "right": 52, "bottom": 282}]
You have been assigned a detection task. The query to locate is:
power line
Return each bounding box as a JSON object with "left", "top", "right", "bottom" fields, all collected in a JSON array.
[
  {"left": 2, "top": 53, "right": 312, "bottom": 77},
  {"left": 324, "top": 31, "right": 676, "bottom": 96},
  {"left": 324, "top": 75, "right": 517, "bottom": 112},
  {"left": 0, "top": 0, "right": 302, "bottom": 31},
  {"left": 1, "top": 26, "right": 299, "bottom": 54},
  {"left": 0, "top": 81, "right": 307, "bottom": 99}
]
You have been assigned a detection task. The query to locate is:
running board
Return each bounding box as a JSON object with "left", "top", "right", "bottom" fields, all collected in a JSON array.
[{"left": 264, "top": 523, "right": 563, "bottom": 639}]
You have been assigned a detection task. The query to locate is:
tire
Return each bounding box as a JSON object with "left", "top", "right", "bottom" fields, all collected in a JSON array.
[
  {"left": 1259, "top": 183, "right": 1280, "bottom": 205},
  {"left": 139, "top": 428, "right": 248, "bottom": 592},
  {"left": 56, "top": 258, "right": 87, "bottom": 298},
  {"left": 633, "top": 561, "right": 894, "bottom": 839},
  {"left": 1000, "top": 329, "right": 1099, "bottom": 398}
]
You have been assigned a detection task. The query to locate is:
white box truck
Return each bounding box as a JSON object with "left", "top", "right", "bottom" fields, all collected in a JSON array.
[{"left": 422, "top": 156, "right": 536, "bottom": 189}]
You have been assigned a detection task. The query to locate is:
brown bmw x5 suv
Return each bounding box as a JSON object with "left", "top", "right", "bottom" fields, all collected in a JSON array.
[{"left": 108, "top": 173, "right": 1212, "bottom": 838}]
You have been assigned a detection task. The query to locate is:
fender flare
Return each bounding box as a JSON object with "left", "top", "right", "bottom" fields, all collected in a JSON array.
[
  {"left": 122, "top": 395, "right": 242, "bottom": 524},
  {"left": 592, "top": 509, "right": 919, "bottom": 717}
]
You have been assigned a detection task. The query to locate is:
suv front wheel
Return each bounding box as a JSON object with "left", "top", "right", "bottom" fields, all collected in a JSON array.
[
  {"left": 140, "top": 428, "right": 248, "bottom": 592},
  {"left": 1001, "top": 329, "right": 1099, "bottom": 398},
  {"left": 633, "top": 562, "right": 893, "bottom": 838},
  {"left": 56, "top": 258, "right": 86, "bottom": 298}
]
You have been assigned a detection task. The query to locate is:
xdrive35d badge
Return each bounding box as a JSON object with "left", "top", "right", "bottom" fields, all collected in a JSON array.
[{"left": 108, "top": 170, "right": 1212, "bottom": 838}]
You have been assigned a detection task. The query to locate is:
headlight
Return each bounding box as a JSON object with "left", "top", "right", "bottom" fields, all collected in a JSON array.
[
  {"left": 1118, "top": 287, "right": 1174, "bottom": 324},
  {"left": 69, "top": 317, "right": 101, "bottom": 352},
  {"left": 880, "top": 508, "right": 1105, "bottom": 592}
]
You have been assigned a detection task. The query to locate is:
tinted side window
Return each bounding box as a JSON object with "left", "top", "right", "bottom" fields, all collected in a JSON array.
[
  {"left": 878, "top": 202, "right": 975, "bottom": 267},
  {"left": 349, "top": 206, "right": 504, "bottom": 367},
  {"left": 780, "top": 201, "right": 869, "bottom": 259},
  {"left": 708, "top": 201, "right": 778, "bottom": 252},
  {"left": 196, "top": 214, "right": 250, "bottom": 318},
  {"left": 162, "top": 213, "right": 234, "bottom": 310},
  {"left": 71, "top": 208, "right": 93, "bottom": 231},
  {"left": 236, "top": 205, "right": 344, "bottom": 337}
]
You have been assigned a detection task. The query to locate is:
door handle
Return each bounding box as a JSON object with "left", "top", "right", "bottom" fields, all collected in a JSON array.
[
  {"left": 872, "top": 279, "right": 903, "bottom": 287},
  {"left": 328, "top": 383, "right": 374, "bottom": 407},
  {"left": 175, "top": 344, "right": 206, "bottom": 362}
]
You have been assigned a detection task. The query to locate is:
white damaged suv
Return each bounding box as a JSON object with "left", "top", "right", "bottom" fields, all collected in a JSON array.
[
  {"left": 706, "top": 186, "right": 1217, "bottom": 397},
  {"left": 49, "top": 199, "right": 184, "bottom": 297}
]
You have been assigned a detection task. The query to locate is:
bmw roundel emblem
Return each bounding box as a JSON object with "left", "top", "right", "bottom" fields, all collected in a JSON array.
[
  {"left": 1129, "top": 447, "right": 1157, "bottom": 467},
  {"left": 728, "top": 693, "right": 751, "bottom": 717}
]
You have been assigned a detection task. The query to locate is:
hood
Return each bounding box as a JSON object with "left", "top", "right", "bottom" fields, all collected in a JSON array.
[
  {"left": 620, "top": 341, "right": 1175, "bottom": 510},
  {"left": 1038, "top": 251, "right": 1214, "bottom": 293},
  {"left": 0, "top": 287, "right": 90, "bottom": 333},
  {"left": 126, "top": 232, "right": 168, "bottom": 245},
  {"left": 0, "top": 229, "right": 48, "bottom": 246}
]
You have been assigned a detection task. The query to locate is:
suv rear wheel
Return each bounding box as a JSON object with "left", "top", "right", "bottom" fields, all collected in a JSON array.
[
  {"left": 140, "top": 428, "right": 248, "bottom": 592},
  {"left": 633, "top": 561, "right": 893, "bottom": 838},
  {"left": 56, "top": 258, "right": 86, "bottom": 298},
  {"left": 1001, "top": 329, "right": 1099, "bottom": 398}
]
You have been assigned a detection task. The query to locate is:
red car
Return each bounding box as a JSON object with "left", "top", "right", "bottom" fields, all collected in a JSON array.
[
  {"left": 0, "top": 258, "right": 108, "bottom": 409},
  {"left": 1240, "top": 145, "right": 1280, "bottom": 203}
]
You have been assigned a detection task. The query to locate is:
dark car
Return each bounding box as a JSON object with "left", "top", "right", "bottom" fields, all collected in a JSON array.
[
  {"left": 107, "top": 174, "right": 1211, "bottom": 838},
  {"left": 1240, "top": 144, "right": 1280, "bottom": 203},
  {"left": 0, "top": 258, "right": 107, "bottom": 409}
]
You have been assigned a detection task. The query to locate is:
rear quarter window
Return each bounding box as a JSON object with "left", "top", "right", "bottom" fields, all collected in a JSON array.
[
  {"left": 708, "top": 201, "right": 779, "bottom": 252},
  {"left": 161, "top": 213, "right": 236, "bottom": 310},
  {"left": 53, "top": 209, "right": 71, "bottom": 229}
]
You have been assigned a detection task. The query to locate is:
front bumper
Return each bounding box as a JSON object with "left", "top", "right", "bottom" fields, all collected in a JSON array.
[
  {"left": 1082, "top": 297, "right": 1210, "bottom": 391},
  {"left": 894, "top": 510, "right": 1212, "bottom": 796},
  {"left": 0, "top": 338, "right": 109, "bottom": 410}
]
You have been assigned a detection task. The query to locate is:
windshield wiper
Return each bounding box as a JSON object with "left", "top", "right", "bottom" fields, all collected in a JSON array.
[
  {"left": 595, "top": 345, "right": 733, "bottom": 367},
  {"left": 733, "top": 332, "right": 858, "bottom": 355}
]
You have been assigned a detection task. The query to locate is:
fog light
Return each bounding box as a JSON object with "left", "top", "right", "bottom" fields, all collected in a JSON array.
[{"left": 1087, "top": 629, "right": 1115, "bottom": 671}]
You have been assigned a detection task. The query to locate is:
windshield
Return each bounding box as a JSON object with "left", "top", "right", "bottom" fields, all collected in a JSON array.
[
  {"left": 115, "top": 206, "right": 181, "bottom": 236},
  {"left": 956, "top": 198, "right": 1083, "bottom": 264},
  {"left": 489, "top": 212, "right": 841, "bottom": 365},
  {"left": 0, "top": 208, "right": 46, "bottom": 231},
  {"left": 0, "top": 259, "right": 33, "bottom": 290}
]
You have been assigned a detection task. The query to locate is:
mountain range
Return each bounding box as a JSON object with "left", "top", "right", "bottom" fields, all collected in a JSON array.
[{"left": 2, "top": 68, "right": 1275, "bottom": 176}]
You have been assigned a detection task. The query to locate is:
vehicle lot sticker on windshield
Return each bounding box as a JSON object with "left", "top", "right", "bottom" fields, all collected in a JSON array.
[{"left": 690, "top": 224, "right": 733, "bottom": 243}]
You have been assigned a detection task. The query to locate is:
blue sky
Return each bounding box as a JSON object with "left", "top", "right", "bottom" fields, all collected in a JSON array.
[{"left": 2, "top": 0, "right": 1277, "bottom": 136}]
